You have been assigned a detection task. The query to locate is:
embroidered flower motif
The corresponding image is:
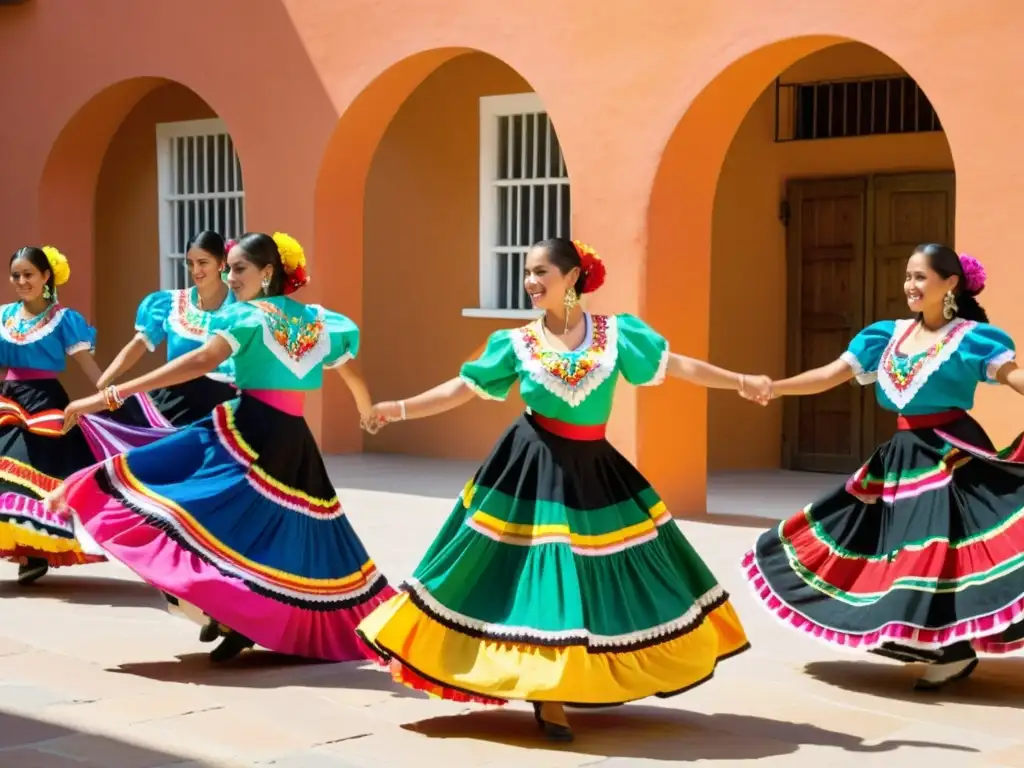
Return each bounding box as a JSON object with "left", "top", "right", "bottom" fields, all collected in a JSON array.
[
  {"left": 253, "top": 301, "right": 323, "bottom": 362},
  {"left": 520, "top": 314, "right": 609, "bottom": 387},
  {"left": 174, "top": 290, "right": 207, "bottom": 337},
  {"left": 882, "top": 320, "right": 971, "bottom": 392},
  {"left": 4, "top": 304, "right": 61, "bottom": 343}
]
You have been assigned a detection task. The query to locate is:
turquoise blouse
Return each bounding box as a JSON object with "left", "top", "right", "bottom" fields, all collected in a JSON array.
[
  {"left": 460, "top": 313, "right": 669, "bottom": 425},
  {"left": 0, "top": 302, "right": 95, "bottom": 372},
  {"left": 841, "top": 318, "right": 1016, "bottom": 415},
  {"left": 135, "top": 288, "right": 236, "bottom": 382},
  {"left": 209, "top": 296, "right": 359, "bottom": 391}
]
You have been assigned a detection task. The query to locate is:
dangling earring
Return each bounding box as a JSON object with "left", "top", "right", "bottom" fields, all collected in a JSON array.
[
  {"left": 563, "top": 287, "right": 579, "bottom": 333},
  {"left": 260, "top": 276, "right": 270, "bottom": 296},
  {"left": 42, "top": 285, "right": 51, "bottom": 301},
  {"left": 942, "top": 290, "right": 958, "bottom": 320}
]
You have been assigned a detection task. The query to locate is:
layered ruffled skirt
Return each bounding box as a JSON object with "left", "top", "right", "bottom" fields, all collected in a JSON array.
[
  {"left": 0, "top": 378, "right": 105, "bottom": 567},
  {"left": 80, "top": 376, "right": 237, "bottom": 459},
  {"left": 743, "top": 411, "right": 1024, "bottom": 658},
  {"left": 63, "top": 393, "right": 395, "bottom": 660},
  {"left": 357, "top": 412, "right": 750, "bottom": 705}
]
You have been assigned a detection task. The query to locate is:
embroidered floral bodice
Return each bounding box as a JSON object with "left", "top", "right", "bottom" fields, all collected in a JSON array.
[
  {"left": 0, "top": 302, "right": 95, "bottom": 372},
  {"left": 135, "top": 287, "right": 237, "bottom": 382},
  {"left": 841, "top": 318, "right": 1016, "bottom": 414},
  {"left": 209, "top": 296, "right": 358, "bottom": 390},
  {"left": 460, "top": 313, "right": 669, "bottom": 425}
]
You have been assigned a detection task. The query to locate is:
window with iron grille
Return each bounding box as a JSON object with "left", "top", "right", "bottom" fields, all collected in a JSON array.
[
  {"left": 473, "top": 93, "right": 571, "bottom": 315},
  {"left": 775, "top": 75, "right": 942, "bottom": 142},
  {"left": 155, "top": 118, "right": 245, "bottom": 290}
]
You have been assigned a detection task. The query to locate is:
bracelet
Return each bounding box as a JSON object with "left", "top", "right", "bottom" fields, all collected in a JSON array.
[
  {"left": 398, "top": 400, "right": 407, "bottom": 421},
  {"left": 103, "top": 385, "right": 124, "bottom": 412}
]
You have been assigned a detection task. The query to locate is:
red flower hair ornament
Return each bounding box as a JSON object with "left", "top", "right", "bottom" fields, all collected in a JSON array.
[{"left": 571, "top": 239, "right": 607, "bottom": 294}]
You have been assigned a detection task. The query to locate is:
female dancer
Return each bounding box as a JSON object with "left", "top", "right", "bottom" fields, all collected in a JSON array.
[
  {"left": 743, "top": 244, "right": 1024, "bottom": 691},
  {"left": 80, "top": 231, "right": 237, "bottom": 458},
  {"left": 52, "top": 232, "right": 394, "bottom": 662},
  {"left": 358, "top": 237, "right": 763, "bottom": 742},
  {"left": 0, "top": 246, "right": 105, "bottom": 584}
]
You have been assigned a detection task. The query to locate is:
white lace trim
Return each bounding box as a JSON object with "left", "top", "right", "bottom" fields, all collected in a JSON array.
[
  {"left": 840, "top": 350, "right": 877, "bottom": 385},
  {"left": 511, "top": 313, "right": 618, "bottom": 408},
  {"left": 877, "top": 318, "right": 973, "bottom": 411},
  {"left": 65, "top": 341, "right": 92, "bottom": 355},
  {"left": 258, "top": 304, "right": 330, "bottom": 379},
  {"left": 460, "top": 372, "right": 505, "bottom": 401},
  {"left": 133, "top": 326, "right": 157, "bottom": 353},
  {"left": 986, "top": 349, "right": 1016, "bottom": 384},
  {"left": 214, "top": 329, "right": 240, "bottom": 353},
  {"left": 323, "top": 351, "right": 353, "bottom": 370},
  {"left": 643, "top": 346, "right": 670, "bottom": 386},
  {"left": 402, "top": 577, "right": 728, "bottom": 648},
  {"left": 0, "top": 305, "right": 66, "bottom": 346}
]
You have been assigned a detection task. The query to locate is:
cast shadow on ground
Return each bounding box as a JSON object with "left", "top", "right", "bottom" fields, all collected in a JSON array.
[
  {"left": 804, "top": 657, "right": 1024, "bottom": 707},
  {"left": 0, "top": 574, "right": 165, "bottom": 609},
  {"left": 111, "top": 652, "right": 420, "bottom": 697},
  {"left": 403, "top": 706, "right": 979, "bottom": 761}
]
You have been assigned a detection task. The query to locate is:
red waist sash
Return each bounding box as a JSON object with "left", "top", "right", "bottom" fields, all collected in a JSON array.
[
  {"left": 244, "top": 389, "right": 305, "bottom": 416},
  {"left": 529, "top": 411, "right": 607, "bottom": 441},
  {"left": 5, "top": 368, "right": 58, "bottom": 381},
  {"left": 896, "top": 409, "right": 964, "bottom": 431}
]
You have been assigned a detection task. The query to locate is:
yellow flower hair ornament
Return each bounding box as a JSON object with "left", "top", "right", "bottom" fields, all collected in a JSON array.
[
  {"left": 271, "top": 232, "right": 309, "bottom": 295},
  {"left": 41, "top": 246, "right": 71, "bottom": 287}
]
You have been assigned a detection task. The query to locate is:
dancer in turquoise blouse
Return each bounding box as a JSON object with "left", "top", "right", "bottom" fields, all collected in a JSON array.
[
  {"left": 53, "top": 232, "right": 394, "bottom": 663},
  {"left": 744, "top": 243, "right": 1024, "bottom": 692}
]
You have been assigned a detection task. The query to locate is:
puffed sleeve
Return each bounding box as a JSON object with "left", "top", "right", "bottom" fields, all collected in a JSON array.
[
  {"left": 323, "top": 309, "right": 360, "bottom": 368},
  {"left": 616, "top": 314, "right": 669, "bottom": 387},
  {"left": 133, "top": 291, "right": 171, "bottom": 351},
  {"left": 59, "top": 308, "right": 96, "bottom": 355},
  {"left": 964, "top": 323, "right": 1016, "bottom": 384},
  {"left": 460, "top": 330, "right": 518, "bottom": 400},
  {"left": 207, "top": 302, "right": 260, "bottom": 358},
  {"left": 839, "top": 320, "right": 895, "bottom": 385}
]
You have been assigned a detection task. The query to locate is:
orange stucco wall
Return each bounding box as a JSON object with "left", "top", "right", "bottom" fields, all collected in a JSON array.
[
  {"left": 3, "top": 1, "right": 1024, "bottom": 514},
  {"left": 707, "top": 44, "right": 954, "bottom": 471}
]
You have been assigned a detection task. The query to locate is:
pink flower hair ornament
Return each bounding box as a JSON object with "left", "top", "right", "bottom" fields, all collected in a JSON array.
[{"left": 958, "top": 253, "right": 987, "bottom": 295}]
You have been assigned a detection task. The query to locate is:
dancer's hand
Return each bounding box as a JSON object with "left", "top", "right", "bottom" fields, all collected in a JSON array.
[
  {"left": 359, "top": 412, "right": 384, "bottom": 435},
  {"left": 43, "top": 484, "right": 70, "bottom": 519},
  {"left": 740, "top": 375, "right": 773, "bottom": 406},
  {"left": 371, "top": 401, "right": 405, "bottom": 426},
  {"left": 63, "top": 393, "right": 107, "bottom": 433}
]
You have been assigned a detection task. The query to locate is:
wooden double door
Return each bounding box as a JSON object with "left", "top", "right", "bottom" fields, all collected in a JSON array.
[{"left": 782, "top": 172, "right": 955, "bottom": 473}]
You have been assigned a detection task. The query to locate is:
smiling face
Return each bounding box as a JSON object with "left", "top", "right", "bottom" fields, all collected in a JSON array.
[
  {"left": 186, "top": 246, "right": 225, "bottom": 291},
  {"left": 225, "top": 246, "right": 273, "bottom": 301},
  {"left": 524, "top": 245, "right": 580, "bottom": 312},
  {"left": 905, "top": 250, "right": 958, "bottom": 317},
  {"left": 9, "top": 257, "right": 50, "bottom": 304}
]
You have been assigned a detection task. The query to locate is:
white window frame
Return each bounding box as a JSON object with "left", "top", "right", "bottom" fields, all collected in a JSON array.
[
  {"left": 155, "top": 118, "right": 245, "bottom": 291},
  {"left": 465, "top": 93, "right": 570, "bottom": 320}
]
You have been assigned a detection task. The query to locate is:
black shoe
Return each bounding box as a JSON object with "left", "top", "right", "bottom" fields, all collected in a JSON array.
[
  {"left": 913, "top": 657, "right": 979, "bottom": 691},
  {"left": 17, "top": 558, "right": 49, "bottom": 585},
  {"left": 198, "top": 620, "right": 223, "bottom": 643},
  {"left": 209, "top": 631, "right": 255, "bottom": 662},
  {"left": 532, "top": 702, "right": 574, "bottom": 743}
]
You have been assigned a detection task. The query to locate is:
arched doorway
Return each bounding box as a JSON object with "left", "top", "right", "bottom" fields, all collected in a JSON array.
[
  {"left": 644, "top": 37, "right": 955, "bottom": 513},
  {"left": 39, "top": 78, "right": 244, "bottom": 396},
  {"left": 314, "top": 50, "right": 568, "bottom": 456}
]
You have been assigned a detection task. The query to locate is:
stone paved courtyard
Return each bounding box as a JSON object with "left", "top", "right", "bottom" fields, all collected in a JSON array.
[{"left": 0, "top": 456, "right": 1022, "bottom": 767}]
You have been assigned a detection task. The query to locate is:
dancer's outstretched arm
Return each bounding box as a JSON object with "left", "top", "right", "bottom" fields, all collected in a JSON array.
[
  {"left": 666, "top": 354, "right": 771, "bottom": 399},
  {"left": 333, "top": 361, "right": 374, "bottom": 425},
  {"left": 96, "top": 335, "right": 149, "bottom": 389},
  {"left": 769, "top": 358, "right": 855, "bottom": 398},
  {"left": 62, "top": 338, "right": 231, "bottom": 430},
  {"left": 995, "top": 362, "right": 1024, "bottom": 395},
  {"left": 372, "top": 377, "right": 477, "bottom": 424}
]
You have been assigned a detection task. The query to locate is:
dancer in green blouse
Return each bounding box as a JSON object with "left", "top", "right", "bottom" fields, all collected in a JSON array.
[{"left": 357, "top": 237, "right": 768, "bottom": 743}]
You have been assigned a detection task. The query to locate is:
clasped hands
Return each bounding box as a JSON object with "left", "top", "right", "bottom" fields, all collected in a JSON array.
[
  {"left": 739, "top": 375, "right": 774, "bottom": 406},
  {"left": 358, "top": 401, "right": 405, "bottom": 435}
]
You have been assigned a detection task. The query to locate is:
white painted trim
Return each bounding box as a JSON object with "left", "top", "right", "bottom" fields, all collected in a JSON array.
[
  {"left": 477, "top": 92, "right": 569, "bottom": 312},
  {"left": 461, "top": 308, "right": 541, "bottom": 320},
  {"left": 155, "top": 118, "right": 245, "bottom": 291}
]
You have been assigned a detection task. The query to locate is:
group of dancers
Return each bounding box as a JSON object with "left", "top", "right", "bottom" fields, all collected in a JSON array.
[{"left": 1, "top": 231, "right": 1022, "bottom": 743}]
